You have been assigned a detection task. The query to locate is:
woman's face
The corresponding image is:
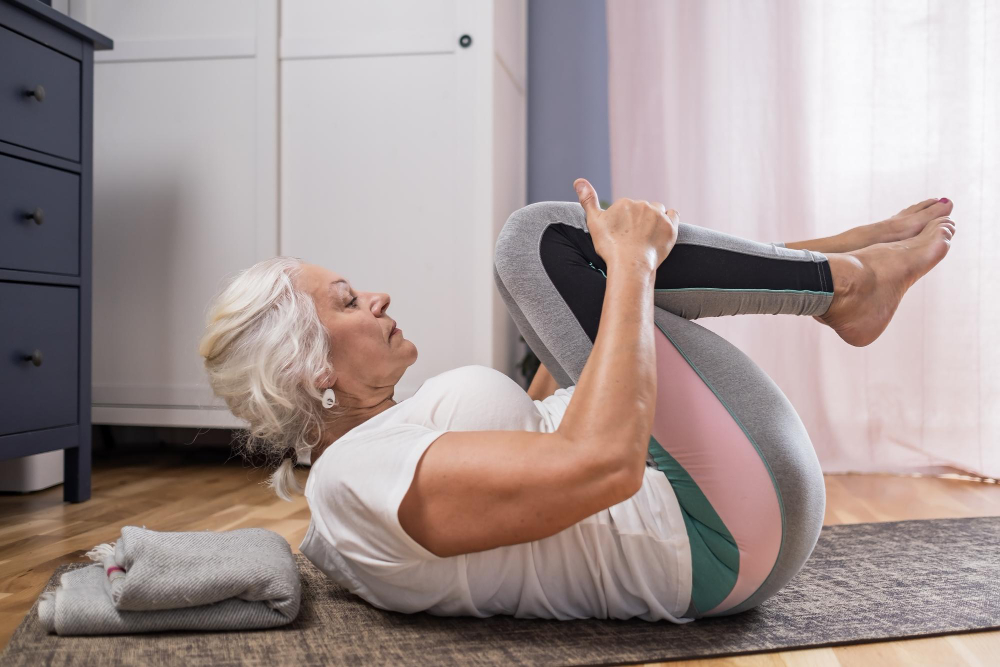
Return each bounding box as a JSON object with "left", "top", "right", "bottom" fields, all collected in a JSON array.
[{"left": 296, "top": 263, "right": 417, "bottom": 396}]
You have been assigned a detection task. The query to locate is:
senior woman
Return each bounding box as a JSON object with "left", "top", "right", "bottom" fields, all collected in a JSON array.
[{"left": 198, "top": 178, "right": 954, "bottom": 622}]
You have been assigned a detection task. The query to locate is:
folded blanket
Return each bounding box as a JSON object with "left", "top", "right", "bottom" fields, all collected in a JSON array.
[{"left": 38, "top": 525, "right": 301, "bottom": 636}]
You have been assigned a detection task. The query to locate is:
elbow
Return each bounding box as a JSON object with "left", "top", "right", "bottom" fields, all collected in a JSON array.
[
  {"left": 625, "top": 459, "right": 648, "bottom": 499},
  {"left": 567, "top": 432, "right": 648, "bottom": 506},
  {"left": 607, "top": 451, "right": 647, "bottom": 504}
]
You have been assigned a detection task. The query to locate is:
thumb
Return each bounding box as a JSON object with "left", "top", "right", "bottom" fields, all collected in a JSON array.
[{"left": 573, "top": 178, "right": 602, "bottom": 218}]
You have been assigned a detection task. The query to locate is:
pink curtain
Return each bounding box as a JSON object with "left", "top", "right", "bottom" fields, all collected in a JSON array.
[{"left": 607, "top": 0, "right": 1000, "bottom": 478}]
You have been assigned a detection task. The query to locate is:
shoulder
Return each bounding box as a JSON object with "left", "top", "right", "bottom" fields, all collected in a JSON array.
[
  {"left": 417, "top": 365, "right": 529, "bottom": 406},
  {"left": 305, "top": 422, "right": 445, "bottom": 528},
  {"left": 423, "top": 364, "right": 518, "bottom": 387},
  {"left": 419, "top": 365, "right": 535, "bottom": 420},
  {"left": 302, "top": 421, "right": 450, "bottom": 570}
]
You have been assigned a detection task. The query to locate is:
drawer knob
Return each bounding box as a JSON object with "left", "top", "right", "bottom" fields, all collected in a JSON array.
[
  {"left": 23, "top": 350, "right": 43, "bottom": 367},
  {"left": 25, "top": 208, "right": 45, "bottom": 225},
  {"left": 25, "top": 85, "right": 46, "bottom": 102}
]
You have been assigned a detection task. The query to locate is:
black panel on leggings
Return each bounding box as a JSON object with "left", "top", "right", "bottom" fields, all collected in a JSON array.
[{"left": 538, "top": 223, "right": 834, "bottom": 343}]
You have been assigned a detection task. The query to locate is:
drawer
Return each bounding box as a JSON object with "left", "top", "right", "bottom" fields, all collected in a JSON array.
[
  {"left": 0, "top": 153, "right": 80, "bottom": 275},
  {"left": 0, "top": 282, "right": 79, "bottom": 436},
  {"left": 0, "top": 25, "right": 81, "bottom": 162}
]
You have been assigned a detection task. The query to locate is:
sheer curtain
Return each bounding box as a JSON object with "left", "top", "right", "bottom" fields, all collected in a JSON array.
[{"left": 606, "top": 0, "right": 999, "bottom": 478}]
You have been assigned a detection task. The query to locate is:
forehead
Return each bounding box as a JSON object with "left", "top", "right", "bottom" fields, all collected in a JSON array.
[
  {"left": 326, "top": 278, "right": 349, "bottom": 296},
  {"left": 301, "top": 263, "right": 350, "bottom": 296}
]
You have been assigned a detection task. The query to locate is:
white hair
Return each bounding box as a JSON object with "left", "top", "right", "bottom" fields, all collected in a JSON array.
[{"left": 197, "top": 256, "right": 347, "bottom": 500}]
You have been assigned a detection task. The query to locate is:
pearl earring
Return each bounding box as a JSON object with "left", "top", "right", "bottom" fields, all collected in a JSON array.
[{"left": 322, "top": 388, "right": 336, "bottom": 409}]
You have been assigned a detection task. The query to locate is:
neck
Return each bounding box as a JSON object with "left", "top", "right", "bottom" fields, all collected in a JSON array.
[{"left": 313, "top": 393, "right": 396, "bottom": 460}]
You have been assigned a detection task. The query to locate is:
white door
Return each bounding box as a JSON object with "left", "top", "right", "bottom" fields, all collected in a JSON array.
[
  {"left": 280, "top": 0, "right": 486, "bottom": 399},
  {"left": 76, "top": 0, "right": 278, "bottom": 426}
]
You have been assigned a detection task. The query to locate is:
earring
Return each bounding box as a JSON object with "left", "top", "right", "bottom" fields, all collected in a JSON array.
[{"left": 322, "top": 388, "right": 336, "bottom": 409}]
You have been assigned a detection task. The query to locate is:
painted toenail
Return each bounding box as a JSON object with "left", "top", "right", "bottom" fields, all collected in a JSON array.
[{"left": 939, "top": 197, "right": 950, "bottom": 203}]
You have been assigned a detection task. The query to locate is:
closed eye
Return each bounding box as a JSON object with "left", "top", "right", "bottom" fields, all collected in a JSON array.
[{"left": 347, "top": 296, "right": 358, "bottom": 308}]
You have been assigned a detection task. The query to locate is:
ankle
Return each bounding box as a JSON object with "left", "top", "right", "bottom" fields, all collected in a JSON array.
[
  {"left": 787, "top": 232, "right": 853, "bottom": 254},
  {"left": 844, "top": 224, "right": 878, "bottom": 250},
  {"left": 826, "top": 252, "right": 867, "bottom": 302}
]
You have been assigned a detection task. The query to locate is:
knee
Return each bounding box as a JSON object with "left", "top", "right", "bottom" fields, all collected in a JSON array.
[
  {"left": 757, "top": 413, "right": 827, "bottom": 532},
  {"left": 785, "top": 434, "right": 827, "bottom": 545},
  {"left": 494, "top": 201, "right": 587, "bottom": 286}
]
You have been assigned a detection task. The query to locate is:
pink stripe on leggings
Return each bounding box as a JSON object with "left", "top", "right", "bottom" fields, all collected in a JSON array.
[{"left": 650, "top": 328, "right": 783, "bottom": 615}]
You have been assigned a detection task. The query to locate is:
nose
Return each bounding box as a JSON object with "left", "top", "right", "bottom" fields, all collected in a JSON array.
[{"left": 373, "top": 292, "right": 390, "bottom": 315}]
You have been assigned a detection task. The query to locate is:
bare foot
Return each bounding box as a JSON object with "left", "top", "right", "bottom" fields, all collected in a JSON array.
[
  {"left": 841, "top": 197, "right": 955, "bottom": 250},
  {"left": 786, "top": 198, "right": 954, "bottom": 253},
  {"left": 816, "top": 216, "right": 956, "bottom": 346}
]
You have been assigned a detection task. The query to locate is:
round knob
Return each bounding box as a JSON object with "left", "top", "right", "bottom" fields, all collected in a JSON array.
[
  {"left": 26, "top": 85, "right": 46, "bottom": 102},
  {"left": 459, "top": 34, "right": 472, "bottom": 48},
  {"left": 23, "top": 350, "right": 43, "bottom": 367},
  {"left": 25, "top": 208, "right": 44, "bottom": 225}
]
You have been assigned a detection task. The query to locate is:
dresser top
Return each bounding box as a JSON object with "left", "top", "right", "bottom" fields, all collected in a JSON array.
[{"left": 4, "top": 0, "right": 112, "bottom": 50}]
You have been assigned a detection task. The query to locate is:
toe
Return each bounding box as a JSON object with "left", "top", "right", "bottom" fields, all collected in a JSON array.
[
  {"left": 918, "top": 216, "right": 945, "bottom": 236},
  {"left": 901, "top": 198, "right": 940, "bottom": 214},
  {"left": 921, "top": 198, "right": 954, "bottom": 219}
]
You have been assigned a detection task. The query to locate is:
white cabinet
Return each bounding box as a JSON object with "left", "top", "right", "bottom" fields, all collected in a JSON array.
[{"left": 72, "top": 0, "right": 526, "bottom": 427}]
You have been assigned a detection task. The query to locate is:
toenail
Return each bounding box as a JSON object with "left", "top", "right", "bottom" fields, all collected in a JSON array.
[{"left": 939, "top": 197, "right": 950, "bottom": 203}]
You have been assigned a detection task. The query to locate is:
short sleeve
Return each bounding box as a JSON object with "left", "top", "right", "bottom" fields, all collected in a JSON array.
[
  {"left": 533, "top": 385, "right": 576, "bottom": 432},
  {"left": 307, "top": 423, "right": 448, "bottom": 566}
]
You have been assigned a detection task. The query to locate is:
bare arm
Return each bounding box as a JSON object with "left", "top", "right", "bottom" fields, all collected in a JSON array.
[
  {"left": 555, "top": 258, "right": 656, "bottom": 486},
  {"left": 557, "top": 179, "right": 678, "bottom": 482},
  {"left": 526, "top": 363, "right": 561, "bottom": 400},
  {"left": 399, "top": 428, "right": 635, "bottom": 557},
  {"left": 399, "top": 179, "right": 678, "bottom": 558}
]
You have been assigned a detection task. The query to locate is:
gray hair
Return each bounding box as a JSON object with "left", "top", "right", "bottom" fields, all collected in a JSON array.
[{"left": 197, "top": 256, "right": 347, "bottom": 500}]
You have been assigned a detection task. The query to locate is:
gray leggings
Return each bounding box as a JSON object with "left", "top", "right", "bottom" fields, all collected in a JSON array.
[{"left": 493, "top": 201, "right": 829, "bottom": 618}]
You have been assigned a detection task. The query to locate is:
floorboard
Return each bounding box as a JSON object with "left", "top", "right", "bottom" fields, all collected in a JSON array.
[{"left": 2, "top": 447, "right": 997, "bottom": 665}]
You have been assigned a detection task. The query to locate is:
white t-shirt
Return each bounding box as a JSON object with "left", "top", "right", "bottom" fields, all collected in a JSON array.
[{"left": 299, "top": 364, "right": 693, "bottom": 623}]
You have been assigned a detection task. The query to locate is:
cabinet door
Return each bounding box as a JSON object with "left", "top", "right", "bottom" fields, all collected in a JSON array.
[
  {"left": 73, "top": 0, "right": 278, "bottom": 420},
  {"left": 0, "top": 283, "right": 79, "bottom": 435},
  {"left": 280, "top": 0, "right": 482, "bottom": 399}
]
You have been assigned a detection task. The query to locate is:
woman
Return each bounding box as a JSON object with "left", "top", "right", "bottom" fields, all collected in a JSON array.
[{"left": 198, "top": 178, "right": 955, "bottom": 622}]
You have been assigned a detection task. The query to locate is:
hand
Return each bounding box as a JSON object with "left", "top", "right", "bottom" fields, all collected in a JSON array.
[{"left": 573, "top": 178, "right": 679, "bottom": 273}]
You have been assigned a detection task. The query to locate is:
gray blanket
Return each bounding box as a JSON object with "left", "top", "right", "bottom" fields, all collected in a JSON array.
[{"left": 38, "top": 525, "right": 301, "bottom": 635}]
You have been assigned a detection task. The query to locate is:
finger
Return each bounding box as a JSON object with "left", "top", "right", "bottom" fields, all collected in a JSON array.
[
  {"left": 650, "top": 201, "right": 667, "bottom": 213},
  {"left": 665, "top": 209, "right": 680, "bottom": 225},
  {"left": 573, "top": 178, "right": 602, "bottom": 219}
]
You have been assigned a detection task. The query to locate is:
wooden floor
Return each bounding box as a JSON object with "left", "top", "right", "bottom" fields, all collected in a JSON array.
[{"left": 1, "top": 446, "right": 999, "bottom": 665}]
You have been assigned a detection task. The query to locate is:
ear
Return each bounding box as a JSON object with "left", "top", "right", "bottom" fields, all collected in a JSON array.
[{"left": 316, "top": 369, "right": 338, "bottom": 390}]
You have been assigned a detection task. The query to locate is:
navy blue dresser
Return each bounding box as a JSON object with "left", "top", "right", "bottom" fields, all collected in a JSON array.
[{"left": 0, "top": 0, "right": 111, "bottom": 502}]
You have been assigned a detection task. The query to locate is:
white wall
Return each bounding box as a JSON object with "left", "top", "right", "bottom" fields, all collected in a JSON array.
[{"left": 60, "top": 0, "right": 525, "bottom": 427}]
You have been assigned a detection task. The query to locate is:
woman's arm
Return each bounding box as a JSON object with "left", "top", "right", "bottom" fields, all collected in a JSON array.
[
  {"left": 399, "top": 180, "right": 678, "bottom": 558},
  {"left": 526, "top": 363, "right": 561, "bottom": 400},
  {"left": 554, "top": 181, "right": 677, "bottom": 481}
]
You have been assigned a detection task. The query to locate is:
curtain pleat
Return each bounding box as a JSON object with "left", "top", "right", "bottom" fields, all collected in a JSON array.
[{"left": 607, "top": 0, "right": 1000, "bottom": 477}]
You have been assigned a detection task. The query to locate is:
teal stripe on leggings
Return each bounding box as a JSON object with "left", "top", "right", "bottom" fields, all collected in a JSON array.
[{"left": 648, "top": 434, "right": 739, "bottom": 614}]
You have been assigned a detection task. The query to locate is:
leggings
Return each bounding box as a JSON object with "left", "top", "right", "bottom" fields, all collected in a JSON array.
[{"left": 492, "top": 201, "right": 829, "bottom": 619}]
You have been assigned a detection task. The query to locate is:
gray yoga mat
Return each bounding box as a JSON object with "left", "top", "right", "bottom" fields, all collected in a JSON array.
[{"left": 3, "top": 516, "right": 999, "bottom": 666}]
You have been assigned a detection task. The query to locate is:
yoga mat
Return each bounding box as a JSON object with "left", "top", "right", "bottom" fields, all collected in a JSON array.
[{"left": 3, "top": 517, "right": 999, "bottom": 666}]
